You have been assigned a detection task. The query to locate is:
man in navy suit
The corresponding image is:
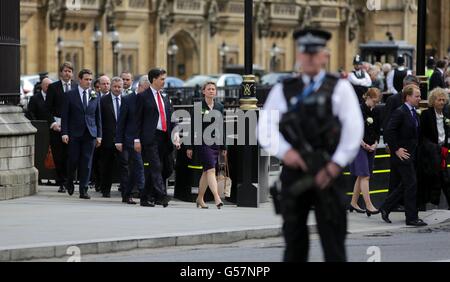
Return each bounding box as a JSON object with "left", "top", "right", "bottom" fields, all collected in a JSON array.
[
  {"left": 45, "top": 62, "right": 78, "bottom": 193},
  {"left": 62, "top": 69, "right": 102, "bottom": 199},
  {"left": 380, "top": 84, "right": 427, "bottom": 226},
  {"left": 134, "top": 68, "right": 180, "bottom": 207},
  {"left": 115, "top": 75, "right": 150, "bottom": 205},
  {"left": 99, "top": 77, "right": 129, "bottom": 199}
]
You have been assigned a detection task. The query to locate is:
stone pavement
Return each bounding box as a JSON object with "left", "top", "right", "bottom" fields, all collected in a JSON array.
[{"left": 1, "top": 185, "right": 449, "bottom": 261}]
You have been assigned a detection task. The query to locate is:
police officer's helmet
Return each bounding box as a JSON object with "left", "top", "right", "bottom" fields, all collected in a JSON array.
[
  {"left": 353, "top": 55, "right": 363, "bottom": 66},
  {"left": 293, "top": 28, "right": 332, "bottom": 54}
]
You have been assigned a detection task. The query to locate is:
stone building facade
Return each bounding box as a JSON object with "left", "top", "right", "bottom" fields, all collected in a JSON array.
[{"left": 20, "top": 0, "right": 450, "bottom": 80}]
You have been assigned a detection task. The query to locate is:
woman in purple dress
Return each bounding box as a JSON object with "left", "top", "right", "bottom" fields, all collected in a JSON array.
[
  {"left": 349, "top": 88, "right": 382, "bottom": 216},
  {"left": 186, "top": 82, "right": 227, "bottom": 209}
]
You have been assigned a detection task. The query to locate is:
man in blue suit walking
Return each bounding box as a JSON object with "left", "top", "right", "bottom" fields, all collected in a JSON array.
[
  {"left": 115, "top": 75, "right": 150, "bottom": 205},
  {"left": 62, "top": 69, "right": 102, "bottom": 199}
]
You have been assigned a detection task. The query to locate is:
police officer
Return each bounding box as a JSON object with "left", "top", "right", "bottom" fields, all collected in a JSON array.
[
  {"left": 348, "top": 55, "right": 372, "bottom": 102},
  {"left": 387, "top": 55, "right": 412, "bottom": 94},
  {"left": 257, "top": 28, "right": 364, "bottom": 262}
]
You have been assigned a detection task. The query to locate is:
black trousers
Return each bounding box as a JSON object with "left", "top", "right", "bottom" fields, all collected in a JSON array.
[
  {"left": 280, "top": 168, "right": 347, "bottom": 262},
  {"left": 141, "top": 131, "right": 171, "bottom": 202},
  {"left": 49, "top": 129, "right": 67, "bottom": 186},
  {"left": 91, "top": 148, "right": 101, "bottom": 188},
  {"left": 382, "top": 157, "right": 418, "bottom": 222},
  {"left": 99, "top": 146, "right": 129, "bottom": 196}
]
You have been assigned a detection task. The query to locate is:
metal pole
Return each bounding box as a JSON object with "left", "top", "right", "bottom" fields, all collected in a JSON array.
[
  {"left": 222, "top": 54, "right": 226, "bottom": 73},
  {"left": 417, "top": 0, "right": 427, "bottom": 75},
  {"left": 417, "top": 0, "right": 428, "bottom": 100},
  {"left": 237, "top": 0, "right": 261, "bottom": 208},
  {"left": 94, "top": 41, "right": 99, "bottom": 78},
  {"left": 112, "top": 42, "right": 117, "bottom": 76},
  {"left": 244, "top": 0, "right": 253, "bottom": 75}
]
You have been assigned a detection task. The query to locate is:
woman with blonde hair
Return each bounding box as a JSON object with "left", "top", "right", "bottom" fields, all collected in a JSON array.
[
  {"left": 418, "top": 87, "right": 450, "bottom": 209},
  {"left": 348, "top": 88, "right": 382, "bottom": 216},
  {"left": 186, "top": 82, "right": 227, "bottom": 209}
]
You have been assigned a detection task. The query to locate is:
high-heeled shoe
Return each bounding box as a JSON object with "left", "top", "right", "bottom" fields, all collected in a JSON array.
[
  {"left": 348, "top": 205, "right": 366, "bottom": 214},
  {"left": 366, "top": 209, "right": 380, "bottom": 217},
  {"left": 196, "top": 201, "right": 209, "bottom": 209},
  {"left": 216, "top": 202, "right": 224, "bottom": 209}
]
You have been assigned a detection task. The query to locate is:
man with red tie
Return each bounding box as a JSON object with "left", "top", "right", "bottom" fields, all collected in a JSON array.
[{"left": 134, "top": 68, "right": 178, "bottom": 207}]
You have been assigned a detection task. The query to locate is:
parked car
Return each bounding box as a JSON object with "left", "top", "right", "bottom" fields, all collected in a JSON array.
[
  {"left": 183, "top": 74, "right": 243, "bottom": 88},
  {"left": 259, "top": 72, "right": 295, "bottom": 86},
  {"left": 132, "top": 75, "right": 184, "bottom": 90},
  {"left": 183, "top": 75, "right": 218, "bottom": 88}
]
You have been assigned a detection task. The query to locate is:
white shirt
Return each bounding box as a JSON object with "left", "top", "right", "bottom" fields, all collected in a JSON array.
[
  {"left": 41, "top": 90, "right": 46, "bottom": 101},
  {"left": 257, "top": 70, "right": 364, "bottom": 168},
  {"left": 150, "top": 86, "right": 166, "bottom": 131},
  {"left": 435, "top": 110, "right": 445, "bottom": 145},
  {"left": 387, "top": 67, "right": 413, "bottom": 94},
  {"left": 348, "top": 70, "right": 372, "bottom": 87},
  {"left": 62, "top": 81, "right": 71, "bottom": 93},
  {"left": 78, "top": 86, "right": 90, "bottom": 107},
  {"left": 111, "top": 93, "right": 122, "bottom": 121}
]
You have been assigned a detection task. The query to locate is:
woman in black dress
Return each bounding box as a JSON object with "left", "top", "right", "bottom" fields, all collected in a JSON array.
[
  {"left": 348, "top": 88, "right": 382, "bottom": 216},
  {"left": 186, "top": 82, "right": 227, "bottom": 209},
  {"left": 418, "top": 87, "right": 450, "bottom": 209}
]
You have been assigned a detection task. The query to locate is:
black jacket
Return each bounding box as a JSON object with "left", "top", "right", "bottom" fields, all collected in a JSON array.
[
  {"left": 420, "top": 107, "right": 450, "bottom": 147},
  {"left": 384, "top": 103, "right": 420, "bottom": 160},
  {"left": 382, "top": 92, "right": 403, "bottom": 132},
  {"left": 46, "top": 80, "right": 78, "bottom": 124},
  {"left": 135, "top": 89, "right": 175, "bottom": 147},
  {"left": 429, "top": 69, "right": 445, "bottom": 92},
  {"left": 100, "top": 94, "right": 120, "bottom": 148},
  {"left": 361, "top": 102, "right": 381, "bottom": 145},
  {"left": 26, "top": 92, "right": 49, "bottom": 121},
  {"left": 188, "top": 100, "right": 227, "bottom": 150}
]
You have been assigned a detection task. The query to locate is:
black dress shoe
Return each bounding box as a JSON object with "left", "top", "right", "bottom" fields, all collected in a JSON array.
[
  {"left": 80, "top": 193, "right": 91, "bottom": 200},
  {"left": 67, "top": 185, "right": 74, "bottom": 196},
  {"left": 57, "top": 185, "right": 66, "bottom": 193},
  {"left": 380, "top": 208, "right": 392, "bottom": 223},
  {"left": 406, "top": 219, "right": 428, "bottom": 226},
  {"left": 140, "top": 200, "right": 155, "bottom": 207}
]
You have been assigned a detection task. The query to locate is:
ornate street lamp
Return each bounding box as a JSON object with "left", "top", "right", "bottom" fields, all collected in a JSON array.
[
  {"left": 108, "top": 26, "right": 120, "bottom": 76},
  {"left": 56, "top": 36, "right": 64, "bottom": 68},
  {"left": 219, "top": 42, "right": 229, "bottom": 73},
  {"left": 167, "top": 39, "right": 179, "bottom": 76},
  {"left": 92, "top": 23, "right": 103, "bottom": 78},
  {"left": 269, "top": 43, "right": 281, "bottom": 72}
]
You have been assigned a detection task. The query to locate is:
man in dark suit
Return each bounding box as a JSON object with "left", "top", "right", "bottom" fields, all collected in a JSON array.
[
  {"left": 429, "top": 60, "right": 447, "bottom": 92},
  {"left": 134, "top": 68, "right": 180, "bottom": 207},
  {"left": 61, "top": 69, "right": 102, "bottom": 199},
  {"left": 380, "top": 84, "right": 427, "bottom": 226},
  {"left": 98, "top": 77, "right": 129, "bottom": 199},
  {"left": 26, "top": 78, "right": 52, "bottom": 121},
  {"left": 115, "top": 75, "right": 151, "bottom": 205},
  {"left": 45, "top": 62, "right": 78, "bottom": 193},
  {"left": 92, "top": 75, "right": 111, "bottom": 192},
  {"left": 382, "top": 75, "right": 420, "bottom": 209}
]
